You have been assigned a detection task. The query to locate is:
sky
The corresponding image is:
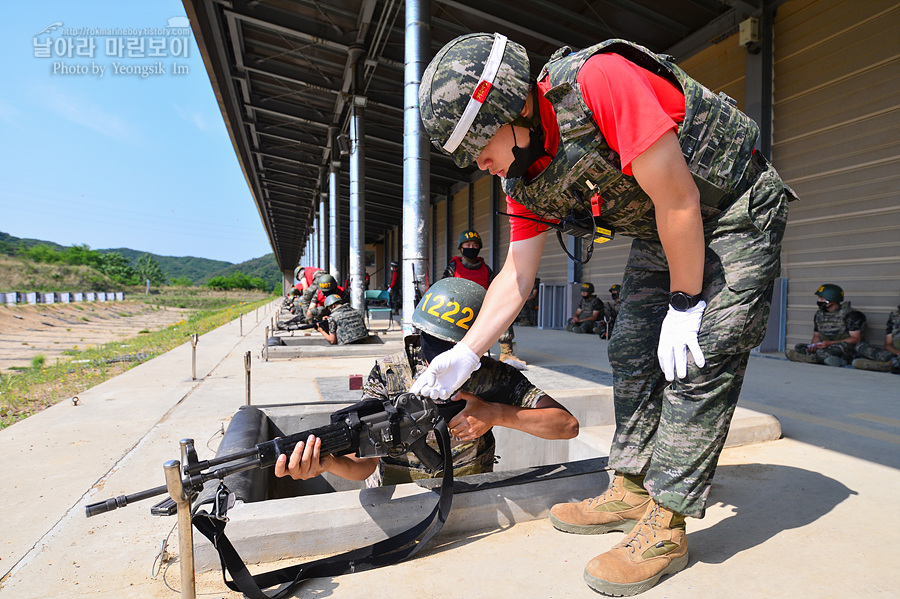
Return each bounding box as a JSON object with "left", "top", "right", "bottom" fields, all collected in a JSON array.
[{"left": 0, "top": 1, "right": 274, "bottom": 264}]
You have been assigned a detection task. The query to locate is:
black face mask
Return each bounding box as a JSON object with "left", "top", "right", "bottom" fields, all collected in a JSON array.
[
  {"left": 506, "top": 127, "right": 547, "bottom": 179},
  {"left": 817, "top": 301, "right": 830, "bottom": 311},
  {"left": 461, "top": 247, "right": 480, "bottom": 260},
  {"left": 419, "top": 332, "right": 457, "bottom": 364}
]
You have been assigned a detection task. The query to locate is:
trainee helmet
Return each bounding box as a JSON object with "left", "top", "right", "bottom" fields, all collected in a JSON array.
[
  {"left": 457, "top": 229, "right": 483, "bottom": 249},
  {"left": 289, "top": 287, "right": 300, "bottom": 296},
  {"left": 412, "top": 278, "right": 486, "bottom": 343},
  {"left": 419, "top": 32, "right": 531, "bottom": 167},
  {"left": 318, "top": 274, "right": 338, "bottom": 295},
  {"left": 293, "top": 266, "right": 304, "bottom": 280},
  {"left": 324, "top": 294, "right": 344, "bottom": 309},
  {"left": 609, "top": 284, "right": 621, "bottom": 294},
  {"left": 581, "top": 283, "right": 594, "bottom": 294},
  {"left": 815, "top": 283, "right": 843, "bottom": 304}
]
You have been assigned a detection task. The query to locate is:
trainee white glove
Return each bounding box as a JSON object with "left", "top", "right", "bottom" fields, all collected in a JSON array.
[
  {"left": 409, "top": 343, "right": 481, "bottom": 400},
  {"left": 657, "top": 301, "right": 707, "bottom": 381}
]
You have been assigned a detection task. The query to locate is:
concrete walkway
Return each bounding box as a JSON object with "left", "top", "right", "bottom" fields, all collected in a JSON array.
[{"left": 0, "top": 307, "right": 897, "bottom": 598}]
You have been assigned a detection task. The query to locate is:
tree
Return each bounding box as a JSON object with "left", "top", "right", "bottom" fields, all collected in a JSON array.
[
  {"left": 136, "top": 253, "right": 167, "bottom": 286},
  {"left": 24, "top": 243, "right": 61, "bottom": 263},
  {"left": 98, "top": 252, "right": 138, "bottom": 285},
  {"left": 62, "top": 244, "right": 101, "bottom": 267}
]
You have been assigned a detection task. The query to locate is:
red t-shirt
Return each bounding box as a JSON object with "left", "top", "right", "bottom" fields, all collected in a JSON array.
[{"left": 507, "top": 52, "right": 686, "bottom": 241}]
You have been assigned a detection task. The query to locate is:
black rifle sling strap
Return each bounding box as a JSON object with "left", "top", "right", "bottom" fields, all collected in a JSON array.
[{"left": 192, "top": 419, "right": 454, "bottom": 599}]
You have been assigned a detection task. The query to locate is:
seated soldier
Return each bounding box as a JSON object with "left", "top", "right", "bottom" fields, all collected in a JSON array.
[
  {"left": 853, "top": 295, "right": 900, "bottom": 374},
  {"left": 314, "top": 294, "right": 368, "bottom": 345},
  {"left": 275, "top": 278, "right": 578, "bottom": 486},
  {"left": 785, "top": 283, "right": 866, "bottom": 367},
  {"left": 565, "top": 283, "right": 605, "bottom": 334},
  {"left": 593, "top": 284, "right": 622, "bottom": 339}
]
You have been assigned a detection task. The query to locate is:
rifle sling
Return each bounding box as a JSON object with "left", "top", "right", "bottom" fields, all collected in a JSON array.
[{"left": 192, "top": 419, "right": 454, "bottom": 599}]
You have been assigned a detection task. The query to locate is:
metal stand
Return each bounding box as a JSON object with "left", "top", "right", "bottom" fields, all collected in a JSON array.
[
  {"left": 264, "top": 326, "right": 269, "bottom": 362},
  {"left": 164, "top": 456, "right": 195, "bottom": 599},
  {"left": 244, "top": 351, "right": 251, "bottom": 405},
  {"left": 189, "top": 334, "right": 199, "bottom": 380}
]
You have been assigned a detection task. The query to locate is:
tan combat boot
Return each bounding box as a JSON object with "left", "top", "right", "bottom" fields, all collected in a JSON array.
[
  {"left": 583, "top": 500, "right": 689, "bottom": 596},
  {"left": 500, "top": 342, "right": 527, "bottom": 370},
  {"left": 549, "top": 475, "right": 651, "bottom": 535}
]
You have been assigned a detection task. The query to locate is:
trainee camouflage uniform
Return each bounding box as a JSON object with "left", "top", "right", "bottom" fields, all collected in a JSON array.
[
  {"left": 361, "top": 335, "right": 545, "bottom": 486},
  {"left": 851, "top": 308, "right": 899, "bottom": 367},
  {"left": 788, "top": 302, "right": 867, "bottom": 364},
  {"left": 516, "top": 279, "right": 540, "bottom": 326},
  {"left": 326, "top": 304, "right": 368, "bottom": 345},
  {"left": 593, "top": 297, "right": 622, "bottom": 338},
  {"left": 566, "top": 295, "right": 606, "bottom": 333},
  {"left": 502, "top": 40, "right": 795, "bottom": 516}
]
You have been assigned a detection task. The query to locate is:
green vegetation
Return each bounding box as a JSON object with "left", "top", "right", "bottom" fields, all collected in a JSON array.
[
  {"left": 0, "top": 295, "right": 272, "bottom": 429},
  {"left": 207, "top": 271, "right": 269, "bottom": 292}
]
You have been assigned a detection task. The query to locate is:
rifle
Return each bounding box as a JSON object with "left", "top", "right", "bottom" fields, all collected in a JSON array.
[{"left": 85, "top": 393, "right": 459, "bottom": 518}]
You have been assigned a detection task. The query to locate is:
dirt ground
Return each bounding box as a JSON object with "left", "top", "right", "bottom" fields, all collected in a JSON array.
[{"left": 0, "top": 300, "right": 189, "bottom": 372}]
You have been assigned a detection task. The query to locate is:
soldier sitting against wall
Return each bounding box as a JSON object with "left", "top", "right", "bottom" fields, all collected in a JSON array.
[
  {"left": 566, "top": 283, "right": 605, "bottom": 334},
  {"left": 853, "top": 294, "right": 900, "bottom": 374},
  {"left": 275, "top": 278, "right": 577, "bottom": 486},
  {"left": 593, "top": 284, "right": 622, "bottom": 339},
  {"left": 785, "top": 283, "right": 866, "bottom": 367},
  {"left": 313, "top": 294, "right": 368, "bottom": 346},
  {"left": 515, "top": 277, "right": 540, "bottom": 326}
]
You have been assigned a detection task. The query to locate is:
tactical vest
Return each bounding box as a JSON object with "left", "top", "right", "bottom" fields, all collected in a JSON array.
[
  {"left": 890, "top": 309, "right": 900, "bottom": 348},
  {"left": 814, "top": 302, "right": 855, "bottom": 341},
  {"left": 503, "top": 40, "right": 761, "bottom": 240},
  {"left": 329, "top": 305, "right": 368, "bottom": 345},
  {"left": 449, "top": 256, "right": 491, "bottom": 290}
]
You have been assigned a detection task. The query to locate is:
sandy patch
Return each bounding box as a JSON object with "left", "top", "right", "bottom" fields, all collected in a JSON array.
[{"left": 0, "top": 301, "right": 189, "bottom": 372}]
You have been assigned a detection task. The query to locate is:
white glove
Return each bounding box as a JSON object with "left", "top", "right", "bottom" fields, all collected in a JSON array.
[
  {"left": 409, "top": 343, "right": 481, "bottom": 400},
  {"left": 657, "top": 301, "right": 707, "bottom": 381}
]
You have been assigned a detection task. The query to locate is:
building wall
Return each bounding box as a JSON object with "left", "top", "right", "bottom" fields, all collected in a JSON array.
[{"left": 773, "top": 0, "right": 900, "bottom": 346}]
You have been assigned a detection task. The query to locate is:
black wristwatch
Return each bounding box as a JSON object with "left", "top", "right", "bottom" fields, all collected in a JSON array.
[{"left": 669, "top": 291, "right": 702, "bottom": 312}]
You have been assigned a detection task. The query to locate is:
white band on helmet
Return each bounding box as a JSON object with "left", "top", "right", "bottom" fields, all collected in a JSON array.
[{"left": 442, "top": 33, "right": 508, "bottom": 155}]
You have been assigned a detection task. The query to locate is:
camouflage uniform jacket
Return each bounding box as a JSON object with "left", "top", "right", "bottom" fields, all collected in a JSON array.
[
  {"left": 502, "top": 39, "right": 780, "bottom": 241},
  {"left": 576, "top": 295, "right": 605, "bottom": 320},
  {"left": 326, "top": 304, "right": 368, "bottom": 345},
  {"left": 887, "top": 309, "right": 900, "bottom": 348},
  {"left": 361, "top": 335, "right": 545, "bottom": 483},
  {"left": 813, "top": 301, "right": 866, "bottom": 341}
]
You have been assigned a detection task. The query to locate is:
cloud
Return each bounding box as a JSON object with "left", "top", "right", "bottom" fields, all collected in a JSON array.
[
  {"left": 36, "top": 83, "right": 139, "bottom": 141},
  {"left": 173, "top": 104, "right": 210, "bottom": 132}
]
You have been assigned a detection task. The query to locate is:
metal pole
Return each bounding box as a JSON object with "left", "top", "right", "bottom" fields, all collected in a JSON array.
[
  {"left": 164, "top": 459, "right": 195, "bottom": 599},
  {"left": 189, "top": 334, "right": 198, "bottom": 380},
  {"left": 240, "top": 313, "right": 243, "bottom": 336},
  {"left": 319, "top": 191, "right": 329, "bottom": 273},
  {"left": 329, "top": 131, "right": 341, "bottom": 280},
  {"left": 244, "top": 351, "right": 251, "bottom": 405},
  {"left": 402, "top": 0, "right": 431, "bottom": 334},
  {"left": 349, "top": 44, "right": 367, "bottom": 312},
  {"left": 265, "top": 326, "right": 269, "bottom": 362}
]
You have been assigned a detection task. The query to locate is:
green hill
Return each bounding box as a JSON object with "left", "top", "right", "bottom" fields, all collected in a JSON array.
[{"left": 0, "top": 232, "right": 280, "bottom": 289}]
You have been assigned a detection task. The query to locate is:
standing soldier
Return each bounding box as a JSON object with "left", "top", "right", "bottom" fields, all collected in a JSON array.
[
  {"left": 443, "top": 229, "right": 526, "bottom": 370},
  {"left": 412, "top": 33, "right": 795, "bottom": 595}
]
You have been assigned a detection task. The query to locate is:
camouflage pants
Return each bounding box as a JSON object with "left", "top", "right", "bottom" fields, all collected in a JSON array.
[
  {"left": 790, "top": 341, "right": 856, "bottom": 365},
  {"left": 607, "top": 162, "right": 789, "bottom": 518},
  {"left": 499, "top": 324, "right": 515, "bottom": 354},
  {"left": 855, "top": 342, "right": 900, "bottom": 365},
  {"left": 566, "top": 318, "right": 596, "bottom": 334}
]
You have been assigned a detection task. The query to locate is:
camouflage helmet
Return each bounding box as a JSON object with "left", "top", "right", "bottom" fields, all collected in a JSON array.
[
  {"left": 318, "top": 274, "right": 338, "bottom": 294},
  {"left": 815, "top": 283, "right": 843, "bottom": 304},
  {"left": 581, "top": 283, "right": 594, "bottom": 294},
  {"left": 457, "top": 229, "right": 483, "bottom": 249},
  {"left": 324, "top": 294, "right": 344, "bottom": 309},
  {"left": 419, "top": 33, "right": 531, "bottom": 167},
  {"left": 412, "top": 278, "right": 485, "bottom": 343}
]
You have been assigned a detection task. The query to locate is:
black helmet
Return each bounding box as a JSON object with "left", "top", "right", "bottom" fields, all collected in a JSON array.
[
  {"left": 815, "top": 283, "right": 843, "bottom": 304},
  {"left": 293, "top": 266, "right": 304, "bottom": 280},
  {"left": 289, "top": 287, "right": 300, "bottom": 296},
  {"left": 412, "top": 278, "right": 485, "bottom": 343},
  {"left": 324, "top": 294, "right": 344, "bottom": 309},
  {"left": 457, "top": 229, "right": 483, "bottom": 249},
  {"left": 318, "top": 274, "right": 338, "bottom": 295},
  {"left": 609, "top": 284, "right": 621, "bottom": 293},
  {"left": 581, "top": 283, "right": 594, "bottom": 294}
]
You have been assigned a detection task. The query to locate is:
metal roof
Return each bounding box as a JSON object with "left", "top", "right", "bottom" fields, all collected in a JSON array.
[{"left": 183, "top": 0, "right": 761, "bottom": 270}]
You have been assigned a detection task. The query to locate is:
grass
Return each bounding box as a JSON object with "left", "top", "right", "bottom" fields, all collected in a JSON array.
[{"left": 0, "top": 295, "right": 273, "bottom": 429}]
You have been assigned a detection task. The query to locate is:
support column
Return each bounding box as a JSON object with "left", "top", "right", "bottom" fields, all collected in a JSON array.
[
  {"left": 319, "top": 191, "right": 329, "bottom": 273},
  {"left": 402, "top": 0, "right": 431, "bottom": 334},
  {"left": 348, "top": 45, "right": 367, "bottom": 312},
  {"left": 329, "top": 147, "right": 341, "bottom": 280}
]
